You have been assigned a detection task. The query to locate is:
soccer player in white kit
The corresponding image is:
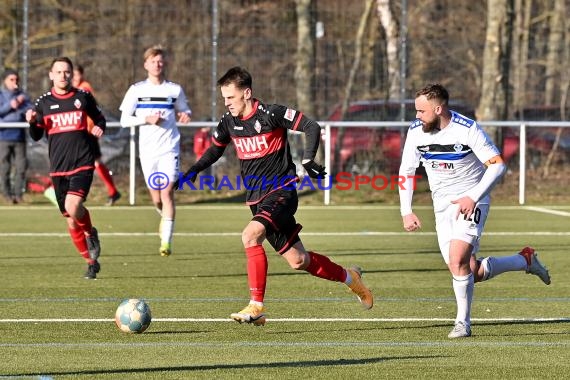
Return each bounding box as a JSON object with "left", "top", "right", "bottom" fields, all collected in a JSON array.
[
  {"left": 119, "top": 45, "right": 192, "bottom": 256},
  {"left": 398, "top": 84, "right": 551, "bottom": 338}
]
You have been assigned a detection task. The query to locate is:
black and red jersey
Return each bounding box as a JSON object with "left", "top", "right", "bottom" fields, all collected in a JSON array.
[
  {"left": 212, "top": 99, "right": 319, "bottom": 204},
  {"left": 29, "top": 88, "right": 106, "bottom": 176}
]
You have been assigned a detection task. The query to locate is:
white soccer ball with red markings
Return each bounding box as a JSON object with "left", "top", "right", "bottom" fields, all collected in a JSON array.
[{"left": 115, "top": 298, "right": 152, "bottom": 333}]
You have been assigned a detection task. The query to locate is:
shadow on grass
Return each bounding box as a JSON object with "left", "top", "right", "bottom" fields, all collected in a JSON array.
[{"left": 11, "top": 355, "right": 444, "bottom": 377}]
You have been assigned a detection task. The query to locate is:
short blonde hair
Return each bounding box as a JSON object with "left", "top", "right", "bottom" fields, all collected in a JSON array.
[{"left": 143, "top": 44, "right": 166, "bottom": 62}]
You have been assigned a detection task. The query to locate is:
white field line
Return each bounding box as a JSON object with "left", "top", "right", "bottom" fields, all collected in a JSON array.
[
  {"left": 1, "top": 205, "right": 570, "bottom": 211},
  {"left": 2, "top": 341, "right": 570, "bottom": 348},
  {"left": 1, "top": 231, "right": 569, "bottom": 237},
  {"left": 1, "top": 317, "right": 569, "bottom": 323},
  {"left": 525, "top": 206, "right": 570, "bottom": 217}
]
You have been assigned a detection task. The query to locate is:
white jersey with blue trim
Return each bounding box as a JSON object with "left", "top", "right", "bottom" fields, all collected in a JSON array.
[
  {"left": 399, "top": 111, "right": 500, "bottom": 211},
  {"left": 119, "top": 79, "right": 191, "bottom": 158}
]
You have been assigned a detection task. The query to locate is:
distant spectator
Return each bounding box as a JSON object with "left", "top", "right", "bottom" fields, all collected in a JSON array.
[
  {"left": 193, "top": 127, "right": 211, "bottom": 160},
  {"left": 0, "top": 68, "right": 32, "bottom": 204}
]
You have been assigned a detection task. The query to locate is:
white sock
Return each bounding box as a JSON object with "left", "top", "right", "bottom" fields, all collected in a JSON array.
[
  {"left": 452, "top": 273, "right": 474, "bottom": 326},
  {"left": 155, "top": 207, "right": 163, "bottom": 216},
  {"left": 160, "top": 218, "right": 174, "bottom": 245},
  {"left": 480, "top": 254, "right": 527, "bottom": 281},
  {"left": 250, "top": 300, "right": 264, "bottom": 307}
]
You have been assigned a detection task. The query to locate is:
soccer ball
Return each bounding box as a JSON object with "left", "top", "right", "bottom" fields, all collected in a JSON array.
[{"left": 115, "top": 298, "right": 152, "bottom": 333}]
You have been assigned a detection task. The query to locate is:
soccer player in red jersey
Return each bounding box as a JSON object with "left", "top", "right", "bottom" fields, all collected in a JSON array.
[
  {"left": 179, "top": 67, "right": 373, "bottom": 325},
  {"left": 26, "top": 57, "right": 106, "bottom": 279}
]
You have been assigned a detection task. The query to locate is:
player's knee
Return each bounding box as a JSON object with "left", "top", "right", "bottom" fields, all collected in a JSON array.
[
  {"left": 241, "top": 226, "right": 264, "bottom": 247},
  {"left": 286, "top": 252, "right": 308, "bottom": 270},
  {"left": 64, "top": 199, "right": 81, "bottom": 217}
]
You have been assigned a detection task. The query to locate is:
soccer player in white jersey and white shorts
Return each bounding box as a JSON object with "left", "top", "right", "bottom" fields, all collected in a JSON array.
[
  {"left": 398, "top": 83, "right": 551, "bottom": 339},
  {"left": 119, "top": 44, "right": 192, "bottom": 257}
]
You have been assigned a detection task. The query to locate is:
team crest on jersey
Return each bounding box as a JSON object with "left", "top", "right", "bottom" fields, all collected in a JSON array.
[
  {"left": 284, "top": 108, "right": 296, "bottom": 121},
  {"left": 454, "top": 143, "right": 463, "bottom": 152},
  {"left": 74, "top": 99, "right": 82, "bottom": 109},
  {"left": 254, "top": 120, "right": 262, "bottom": 133}
]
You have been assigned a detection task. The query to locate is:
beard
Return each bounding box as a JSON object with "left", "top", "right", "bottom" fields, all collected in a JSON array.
[{"left": 422, "top": 117, "right": 441, "bottom": 133}]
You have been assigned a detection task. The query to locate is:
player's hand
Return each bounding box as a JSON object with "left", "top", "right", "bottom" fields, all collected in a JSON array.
[
  {"left": 402, "top": 213, "right": 421, "bottom": 232},
  {"left": 177, "top": 112, "right": 191, "bottom": 124},
  {"left": 451, "top": 196, "right": 476, "bottom": 220},
  {"left": 146, "top": 114, "right": 161, "bottom": 125},
  {"left": 25, "top": 109, "right": 36, "bottom": 123},
  {"left": 302, "top": 160, "right": 327, "bottom": 179},
  {"left": 173, "top": 166, "right": 199, "bottom": 190},
  {"left": 91, "top": 125, "right": 104, "bottom": 137}
]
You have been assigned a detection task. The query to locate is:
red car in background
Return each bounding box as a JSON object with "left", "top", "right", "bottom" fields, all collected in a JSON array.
[
  {"left": 502, "top": 106, "right": 570, "bottom": 165},
  {"left": 324, "top": 99, "right": 475, "bottom": 175}
]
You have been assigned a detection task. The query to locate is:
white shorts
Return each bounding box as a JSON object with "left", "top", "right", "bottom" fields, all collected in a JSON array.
[
  {"left": 434, "top": 202, "right": 489, "bottom": 264},
  {"left": 139, "top": 152, "right": 179, "bottom": 189}
]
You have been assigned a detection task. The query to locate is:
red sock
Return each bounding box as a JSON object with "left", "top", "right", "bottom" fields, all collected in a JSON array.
[
  {"left": 75, "top": 209, "right": 93, "bottom": 235},
  {"left": 306, "top": 251, "right": 347, "bottom": 282},
  {"left": 95, "top": 161, "right": 118, "bottom": 197},
  {"left": 246, "top": 245, "right": 268, "bottom": 302},
  {"left": 68, "top": 226, "right": 92, "bottom": 263}
]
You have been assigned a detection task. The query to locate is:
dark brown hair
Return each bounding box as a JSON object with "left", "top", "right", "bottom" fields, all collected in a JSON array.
[{"left": 415, "top": 83, "right": 449, "bottom": 105}]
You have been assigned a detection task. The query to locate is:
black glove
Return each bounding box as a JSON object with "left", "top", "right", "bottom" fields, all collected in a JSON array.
[
  {"left": 302, "top": 160, "right": 327, "bottom": 179},
  {"left": 174, "top": 166, "right": 199, "bottom": 190}
]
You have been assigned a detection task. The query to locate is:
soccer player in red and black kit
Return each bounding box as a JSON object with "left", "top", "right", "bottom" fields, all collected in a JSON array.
[
  {"left": 178, "top": 66, "right": 373, "bottom": 325},
  {"left": 26, "top": 57, "right": 105, "bottom": 280}
]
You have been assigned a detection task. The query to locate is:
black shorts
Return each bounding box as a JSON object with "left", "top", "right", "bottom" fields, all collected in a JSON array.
[
  {"left": 52, "top": 170, "right": 94, "bottom": 215},
  {"left": 250, "top": 188, "right": 302, "bottom": 254}
]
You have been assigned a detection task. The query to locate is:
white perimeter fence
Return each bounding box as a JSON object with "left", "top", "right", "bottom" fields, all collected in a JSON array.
[{"left": 2, "top": 121, "right": 569, "bottom": 205}]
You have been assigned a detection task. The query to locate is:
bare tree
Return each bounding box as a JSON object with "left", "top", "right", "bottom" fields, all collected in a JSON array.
[
  {"left": 294, "top": 0, "right": 315, "bottom": 118},
  {"left": 543, "top": 0, "right": 568, "bottom": 177},
  {"left": 544, "top": 0, "right": 564, "bottom": 105},
  {"left": 375, "top": 0, "right": 399, "bottom": 99},
  {"left": 333, "top": 0, "right": 375, "bottom": 173},
  {"left": 512, "top": 0, "right": 531, "bottom": 119},
  {"left": 478, "top": 0, "right": 512, "bottom": 122}
]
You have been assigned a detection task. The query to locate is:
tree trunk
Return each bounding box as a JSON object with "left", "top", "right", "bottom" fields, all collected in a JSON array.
[
  {"left": 512, "top": 0, "right": 531, "bottom": 119},
  {"left": 544, "top": 0, "right": 564, "bottom": 105},
  {"left": 294, "top": 0, "right": 315, "bottom": 118},
  {"left": 334, "top": 0, "right": 375, "bottom": 173},
  {"left": 477, "top": 0, "right": 513, "bottom": 147},
  {"left": 375, "top": 0, "right": 399, "bottom": 100},
  {"left": 542, "top": 0, "right": 568, "bottom": 177}
]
